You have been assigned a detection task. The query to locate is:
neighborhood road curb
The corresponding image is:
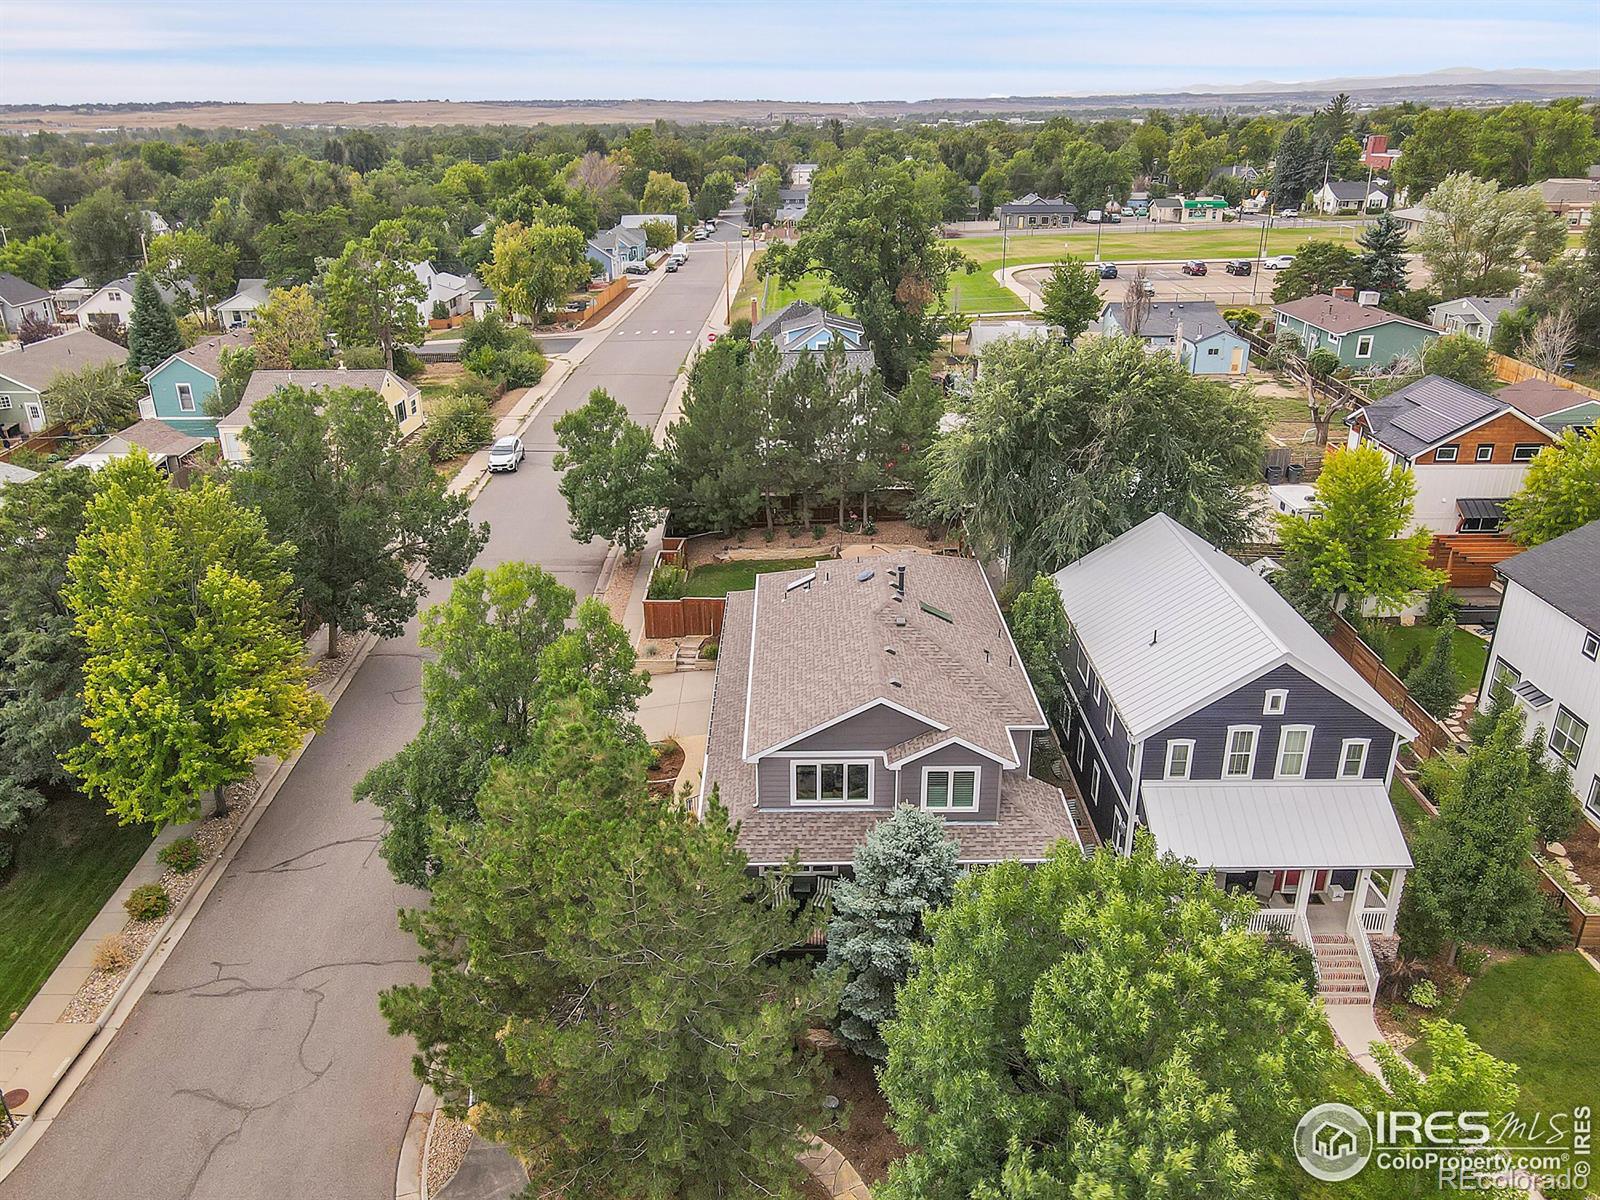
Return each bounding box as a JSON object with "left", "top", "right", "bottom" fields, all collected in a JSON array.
[
  {"left": 395, "top": 1084, "right": 437, "bottom": 1200},
  {"left": 0, "top": 626, "right": 382, "bottom": 1182}
]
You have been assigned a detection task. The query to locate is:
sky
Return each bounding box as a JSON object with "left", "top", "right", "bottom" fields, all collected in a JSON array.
[{"left": 3, "top": 0, "right": 1598, "bottom": 106}]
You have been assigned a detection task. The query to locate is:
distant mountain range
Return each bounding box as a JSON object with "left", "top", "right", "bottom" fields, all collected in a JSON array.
[{"left": 2, "top": 68, "right": 1596, "bottom": 133}]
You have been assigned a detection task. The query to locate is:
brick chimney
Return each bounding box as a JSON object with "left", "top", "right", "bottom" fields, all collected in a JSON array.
[{"left": 1332, "top": 285, "right": 1357, "bottom": 301}]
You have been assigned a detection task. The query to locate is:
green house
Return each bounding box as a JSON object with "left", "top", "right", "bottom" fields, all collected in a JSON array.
[
  {"left": 1272, "top": 294, "right": 1436, "bottom": 370},
  {"left": 140, "top": 329, "right": 253, "bottom": 439}
]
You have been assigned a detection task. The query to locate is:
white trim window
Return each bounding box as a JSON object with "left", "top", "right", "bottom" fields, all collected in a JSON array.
[
  {"left": 1164, "top": 739, "right": 1194, "bottom": 780},
  {"left": 1224, "top": 726, "right": 1259, "bottom": 778},
  {"left": 1275, "top": 726, "right": 1314, "bottom": 779},
  {"left": 1127, "top": 742, "right": 1137, "bottom": 775},
  {"left": 1338, "top": 738, "right": 1370, "bottom": 780},
  {"left": 1475, "top": 443, "right": 1493, "bottom": 462},
  {"left": 175, "top": 382, "right": 196, "bottom": 412},
  {"left": 1090, "top": 761, "right": 1101, "bottom": 804},
  {"left": 1355, "top": 334, "right": 1374, "bottom": 359},
  {"left": 1551, "top": 707, "right": 1588, "bottom": 768},
  {"left": 1091, "top": 672, "right": 1103, "bottom": 706},
  {"left": 923, "top": 766, "right": 979, "bottom": 813},
  {"left": 1105, "top": 706, "right": 1115, "bottom": 736},
  {"left": 1434, "top": 444, "right": 1458, "bottom": 462},
  {"left": 792, "top": 760, "right": 873, "bottom": 806},
  {"left": 1263, "top": 689, "right": 1288, "bottom": 716},
  {"left": 1075, "top": 729, "right": 1085, "bottom": 769}
]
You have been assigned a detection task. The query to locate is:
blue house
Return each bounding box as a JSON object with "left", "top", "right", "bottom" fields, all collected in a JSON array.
[
  {"left": 1098, "top": 300, "right": 1250, "bottom": 376},
  {"left": 140, "top": 329, "right": 253, "bottom": 438},
  {"left": 1050, "top": 513, "right": 1415, "bottom": 1006},
  {"left": 585, "top": 225, "right": 649, "bottom": 283}
]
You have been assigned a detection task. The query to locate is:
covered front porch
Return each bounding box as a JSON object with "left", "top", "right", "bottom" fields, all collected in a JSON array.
[{"left": 1140, "top": 779, "right": 1413, "bottom": 1005}]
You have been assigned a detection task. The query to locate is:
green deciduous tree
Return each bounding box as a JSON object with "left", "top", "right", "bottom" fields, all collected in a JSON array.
[
  {"left": 356, "top": 562, "right": 647, "bottom": 885},
  {"left": 207, "top": 346, "right": 256, "bottom": 419},
  {"left": 0, "top": 231, "right": 75, "bottom": 289},
  {"left": 1271, "top": 239, "right": 1362, "bottom": 303},
  {"left": 478, "top": 220, "right": 591, "bottom": 325},
  {"left": 694, "top": 169, "right": 736, "bottom": 221},
  {"left": 1039, "top": 256, "right": 1102, "bottom": 341},
  {"left": 0, "top": 172, "right": 57, "bottom": 243},
  {"left": 251, "top": 284, "right": 329, "bottom": 369},
  {"left": 148, "top": 229, "right": 239, "bottom": 318},
  {"left": 640, "top": 169, "right": 691, "bottom": 219},
  {"left": 232, "top": 385, "right": 486, "bottom": 656},
  {"left": 1421, "top": 331, "right": 1498, "bottom": 393},
  {"left": 63, "top": 188, "right": 143, "bottom": 287},
  {"left": 923, "top": 335, "right": 1262, "bottom": 582},
  {"left": 1394, "top": 109, "right": 1481, "bottom": 198},
  {"left": 762, "top": 154, "right": 972, "bottom": 386},
  {"left": 319, "top": 219, "right": 429, "bottom": 370},
  {"left": 65, "top": 453, "right": 328, "bottom": 827},
  {"left": 0, "top": 468, "right": 96, "bottom": 867},
  {"left": 552, "top": 388, "right": 660, "bottom": 556},
  {"left": 1275, "top": 444, "right": 1439, "bottom": 620},
  {"left": 879, "top": 837, "right": 1336, "bottom": 1200},
  {"left": 1007, "top": 573, "right": 1072, "bottom": 716},
  {"left": 379, "top": 702, "right": 833, "bottom": 1199},
  {"left": 1504, "top": 427, "right": 1600, "bottom": 546},
  {"left": 125, "top": 271, "right": 183, "bottom": 373},
  {"left": 824, "top": 806, "right": 959, "bottom": 1060},
  {"left": 43, "top": 360, "right": 142, "bottom": 435},
  {"left": 1415, "top": 172, "right": 1566, "bottom": 300}
]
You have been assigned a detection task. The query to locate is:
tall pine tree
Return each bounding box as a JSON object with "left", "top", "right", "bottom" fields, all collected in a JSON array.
[
  {"left": 1271, "top": 124, "right": 1312, "bottom": 211},
  {"left": 126, "top": 270, "right": 183, "bottom": 372},
  {"left": 1357, "top": 210, "right": 1411, "bottom": 295}
]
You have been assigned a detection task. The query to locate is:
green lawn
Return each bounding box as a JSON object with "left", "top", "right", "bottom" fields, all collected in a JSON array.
[
  {"left": 684, "top": 556, "right": 819, "bottom": 597},
  {"left": 1435, "top": 952, "right": 1600, "bottom": 1124},
  {"left": 1370, "top": 623, "right": 1490, "bottom": 698},
  {"left": 0, "top": 793, "right": 152, "bottom": 1031},
  {"left": 1389, "top": 774, "right": 1432, "bottom": 845}
]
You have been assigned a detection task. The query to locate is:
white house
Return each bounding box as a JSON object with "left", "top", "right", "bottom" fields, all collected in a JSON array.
[
  {"left": 75, "top": 274, "right": 181, "bottom": 332},
  {"left": 216, "top": 278, "right": 270, "bottom": 329},
  {"left": 788, "top": 162, "right": 818, "bottom": 189},
  {"left": 1481, "top": 519, "right": 1600, "bottom": 826},
  {"left": 1313, "top": 180, "right": 1389, "bottom": 214},
  {"left": 620, "top": 213, "right": 679, "bottom": 235}
]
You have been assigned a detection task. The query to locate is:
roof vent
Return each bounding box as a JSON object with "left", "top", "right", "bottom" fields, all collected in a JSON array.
[
  {"left": 888, "top": 677, "right": 902, "bottom": 688},
  {"left": 894, "top": 615, "right": 907, "bottom": 627},
  {"left": 784, "top": 573, "right": 816, "bottom": 594},
  {"left": 920, "top": 601, "right": 954, "bottom": 624},
  {"left": 884, "top": 646, "right": 896, "bottom": 655},
  {"left": 857, "top": 569, "right": 875, "bottom": 583},
  {"left": 1150, "top": 628, "right": 1159, "bottom": 646}
]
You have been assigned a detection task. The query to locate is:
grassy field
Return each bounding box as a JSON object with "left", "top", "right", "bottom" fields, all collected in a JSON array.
[
  {"left": 736, "top": 223, "right": 1366, "bottom": 319},
  {"left": 0, "top": 793, "right": 151, "bottom": 1032},
  {"left": 684, "top": 556, "right": 818, "bottom": 597},
  {"left": 1370, "top": 623, "right": 1490, "bottom": 699}
]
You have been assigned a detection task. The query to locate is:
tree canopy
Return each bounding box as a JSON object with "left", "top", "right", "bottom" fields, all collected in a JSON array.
[
  {"left": 552, "top": 388, "right": 662, "bottom": 556},
  {"left": 319, "top": 219, "right": 429, "bottom": 369},
  {"left": 479, "top": 220, "right": 592, "bottom": 324},
  {"left": 1414, "top": 172, "right": 1566, "bottom": 299},
  {"left": 1504, "top": 427, "right": 1600, "bottom": 547},
  {"left": 922, "top": 334, "right": 1263, "bottom": 581},
  {"left": 1038, "top": 256, "right": 1103, "bottom": 340}
]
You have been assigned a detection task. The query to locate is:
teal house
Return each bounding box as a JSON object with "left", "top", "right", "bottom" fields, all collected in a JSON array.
[
  {"left": 1272, "top": 292, "right": 1436, "bottom": 370},
  {"left": 140, "top": 329, "right": 253, "bottom": 438}
]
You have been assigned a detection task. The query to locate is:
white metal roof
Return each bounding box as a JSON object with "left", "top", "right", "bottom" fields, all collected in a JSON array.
[
  {"left": 1142, "top": 780, "right": 1412, "bottom": 871},
  {"left": 1050, "top": 513, "right": 1416, "bottom": 742}
]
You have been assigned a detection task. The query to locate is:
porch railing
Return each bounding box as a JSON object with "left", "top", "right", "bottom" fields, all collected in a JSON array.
[
  {"left": 1247, "top": 908, "right": 1299, "bottom": 936},
  {"left": 1360, "top": 909, "right": 1389, "bottom": 935},
  {"left": 1352, "top": 924, "right": 1380, "bottom": 1003}
]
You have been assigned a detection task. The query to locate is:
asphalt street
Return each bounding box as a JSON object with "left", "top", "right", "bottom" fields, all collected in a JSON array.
[{"left": 0, "top": 216, "right": 748, "bottom": 1200}]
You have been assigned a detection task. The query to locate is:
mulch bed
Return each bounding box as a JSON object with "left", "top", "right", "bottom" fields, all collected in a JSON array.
[
  {"left": 818, "top": 1047, "right": 906, "bottom": 1186},
  {"left": 1549, "top": 821, "right": 1600, "bottom": 890},
  {"left": 647, "top": 741, "right": 686, "bottom": 796}
]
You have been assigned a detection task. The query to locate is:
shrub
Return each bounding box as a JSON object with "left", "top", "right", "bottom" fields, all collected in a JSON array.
[
  {"left": 1424, "top": 585, "right": 1461, "bottom": 627},
  {"left": 811, "top": 524, "right": 825, "bottom": 540},
  {"left": 459, "top": 312, "right": 547, "bottom": 390},
  {"left": 8, "top": 447, "right": 48, "bottom": 471},
  {"left": 1520, "top": 894, "right": 1577, "bottom": 951},
  {"left": 1526, "top": 736, "right": 1580, "bottom": 845},
  {"left": 1223, "top": 307, "right": 1261, "bottom": 330},
  {"left": 341, "top": 344, "right": 387, "bottom": 370},
  {"left": 91, "top": 933, "right": 138, "bottom": 973},
  {"left": 648, "top": 563, "right": 689, "bottom": 600},
  {"left": 862, "top": 518, "right": 877, "bottom": 536},
  {"left": 698, "top": 639, "right": 719, "bottom": 660},
  {"left": 158, "top": 836, "right": 202, "bottom": 873},
  {"left": 1405, "top": 624, "right": 1462, "bottom": 718},
  {"left": 392, "top": 346, "right": 424, "bottom": 380},
  {"left": 1408, "top": 979, "right": 1441, "bottom": 1009},
  {"left": 1457, "top": 946, "right": 1488, "bottom": 977},
  {"left": 728, "top": 316, "right": 752, "bottom": 341},
  {"left": 424, "top": 391, "right": 494, "bottom": 462},
  {"left": 763, "top": 527, "right": 776, "bottom": 543},
  {"left": 1264, "top": 927, "right": 1319, "bottom": 996},
  {"left": 498, "top": 347, "right": 547, "bottom": 389},
  {"left": 125, "top": 882, "right": 171, "bottom": 922},
  {"left": 431, "top": 300, "right": 450, "bottom": 320}
]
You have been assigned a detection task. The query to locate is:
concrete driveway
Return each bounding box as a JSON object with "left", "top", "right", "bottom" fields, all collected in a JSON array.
[{"left": 0, "top": 210, "right": 749, "bottom": 1200}]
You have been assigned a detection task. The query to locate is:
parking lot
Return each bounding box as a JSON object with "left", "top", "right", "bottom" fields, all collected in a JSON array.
[{"left": 1013, "top": 258, "right": 1288, "bottom": 308}]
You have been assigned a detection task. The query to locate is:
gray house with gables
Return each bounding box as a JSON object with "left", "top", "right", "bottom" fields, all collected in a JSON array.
[
  {"left": 1050, "top": 513, "right": 1415, "bottom": 1005},
  {"left": 700, "top": 553, "right": 1084, "bottom": 892}
]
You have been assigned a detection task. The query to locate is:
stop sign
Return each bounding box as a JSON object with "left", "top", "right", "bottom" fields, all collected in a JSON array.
[{"left": 707, "top": 332, "right": 718, "bottom": 344}]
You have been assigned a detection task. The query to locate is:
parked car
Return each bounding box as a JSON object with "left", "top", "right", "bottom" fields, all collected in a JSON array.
[
  {"left": 1181, "top": 260, "right": 1207, "bottom": 276},
  {"left": 487, "top": 436, "right": 524, "bottom": 473},
  {"left": 1263, "top": 254, "right": 1295, "bottom": 270},
  {"left": 1098, "top": 262, "right": 1119, "bottom": 279},
  {"left": 624, "top": 260, "right": 650, "bottom": 274},
  {"left": 1224, "top": 259, "right": 1253, "bottom": 276},
  {"left": 1139, "top": 279, "right": 1157, "bottom": 297},
  {"left": 693, "top": 228, "right": 709, "bottom": 241},
  {"left": 564, "top": 299, "right": 588, "bottom": 312},
  {"left": 1106, "top": 211, "right": 1122, "bottom": 223},
  {"left": 1279, "top": 209, "right": 1300, "bottom": 219},
  {"left": 1086, "top": 210, "right": 1104, "bottom": 223},
  {"left": 704, "top": 219, "right": 717, "bottom": 231},
  {"left": 665, "top": 259, "right": 680, "bottom": 272}
]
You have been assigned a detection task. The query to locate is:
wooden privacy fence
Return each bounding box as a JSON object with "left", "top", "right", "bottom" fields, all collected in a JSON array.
[
  {"left": 1489, "top": 350, "right": 1600, "bottom": 399},
  {"left": 1327, "top": 615, "right": 1453, "bottom": 759},
  {"left": 642, "top": 539, "right": 726, "bottom": 640}
]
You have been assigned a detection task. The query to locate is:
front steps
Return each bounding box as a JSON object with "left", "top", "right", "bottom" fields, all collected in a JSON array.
[{"left": 1312, "top": 933, "right": 1372, "bottom": 1006}]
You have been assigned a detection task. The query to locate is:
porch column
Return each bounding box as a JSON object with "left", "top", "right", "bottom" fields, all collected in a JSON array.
[
  {"left": 1348, "top": 868, "right": 1372, "bottom": 936},
  {"left": 1383, "top": 868, "right": 1407, "bottom": 935},
  {"left": 1293, "top": 868, "right": 1313, "bottom": 944}
]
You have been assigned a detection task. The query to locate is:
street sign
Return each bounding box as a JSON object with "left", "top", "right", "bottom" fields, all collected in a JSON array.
[{"left": 707, "top": 332, "right": 718, "bottom": 344}]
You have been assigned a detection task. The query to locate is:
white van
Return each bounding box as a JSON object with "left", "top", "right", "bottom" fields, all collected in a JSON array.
[{"left": 669, "top": 242, "right": 688, "bottom": 261}]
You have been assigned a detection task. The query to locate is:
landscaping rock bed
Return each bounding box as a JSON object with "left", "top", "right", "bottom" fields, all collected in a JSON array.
[
  {"left": 425, "top": 1114, "right": 474, "bottom": 1197},
  {"left": 681, "top": 520, "right": 958, "bottom": 571}
]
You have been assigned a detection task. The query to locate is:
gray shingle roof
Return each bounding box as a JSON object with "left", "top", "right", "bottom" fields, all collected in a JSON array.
[
  {"left": 1050, "top": 513, "right": 1415, "bottom": 742},
  {"left": 219, "top": 278, "right": 269, "bottom": 309},
  {"left": 704, "top": 588, "right": 1074, "bottom": 868},
  {"left": 1539, "top": 178, "right": 1599, "bottom": 207},
  {"left": 1275, "top": 294, "right": 1431, "bottom": 336},
  {"left": 0, "top": 272, "right": 53, "bottom": 307},
  {"left": 0, "top": 329, "right": 127, "bottom": 390},
  {"left": 1102, "top": 300, "right": 1230, "bottom": 341},
  {"left": 589, "top": 224, "right": 647, "bottom": 254},
  {"left": 1354, "top": 374, "right": 1504, "bottom": 458},
  {"left": 144, "top": 328, "right": 253, "bottom": 381},
  {"left": 1497, "top": 518, "right": 1600, "bottom": 634},
  {"left": 1325, "top": 180, "right": 1378, "bottom": 201},
  {"left": 998, "top": 193, "right": 1078, "bottom": 215},
  {"left": 222, "top": 368, "right": 413, "bottom": 428}
]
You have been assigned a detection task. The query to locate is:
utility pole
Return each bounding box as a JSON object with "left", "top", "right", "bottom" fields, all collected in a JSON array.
[
  {"left": 1251, "top": 206, "right": 1272, "bottom": 306},
  {"left": 723, "top": 235, "right": 731, "bottom": 323}
]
